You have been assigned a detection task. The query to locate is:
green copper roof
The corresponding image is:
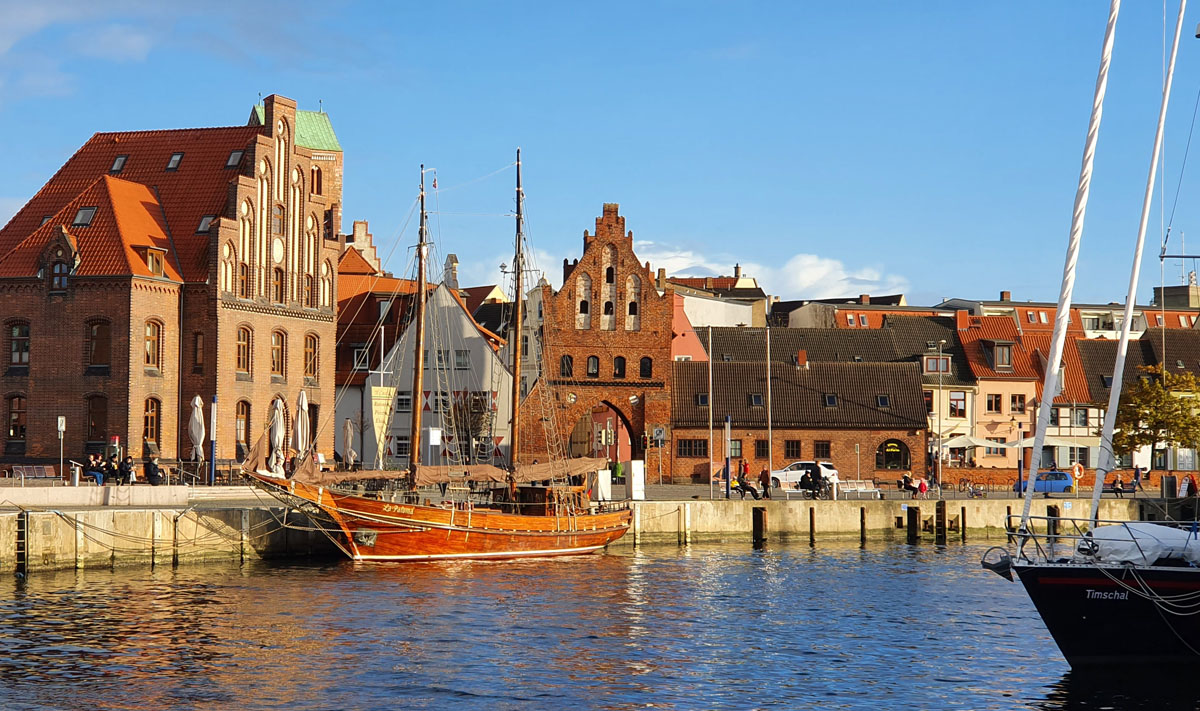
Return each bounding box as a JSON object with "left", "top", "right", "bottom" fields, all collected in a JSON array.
[{"left": 250, "top": 104, "right": 342, "bottom": 152}]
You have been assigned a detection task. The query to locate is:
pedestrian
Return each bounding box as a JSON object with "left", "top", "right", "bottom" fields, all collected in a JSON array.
[
  {"left": 757, "top": 466, "right": 771, "bottom": 499},
  {"left": 1132, "top": 465, "right": 1144, "bottom": 492},
  {"left": 1113, "top": 472, "right": 1124, "bottom": 498},
  {"left": 1189, "top": 473, "right": 1198, "bottom": 499},
  {"left": 917, "top": 477, "right": 928, "bottom": 499}
]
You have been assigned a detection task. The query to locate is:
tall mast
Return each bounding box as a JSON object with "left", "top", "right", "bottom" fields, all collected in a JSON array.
[
  {"left": 508, "top": 149, "right": 524, "bottom": 471},
  {"left": 408, "top": 165, "right": 428, "bottom": 483}
]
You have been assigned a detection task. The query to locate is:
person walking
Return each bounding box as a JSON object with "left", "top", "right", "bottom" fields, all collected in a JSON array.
[
  {"left": 757, "top": 466, "right": 772, "bottom": 499},
  {"left": 1132, "top": 465, "right": 1144, "bottom": 492}
]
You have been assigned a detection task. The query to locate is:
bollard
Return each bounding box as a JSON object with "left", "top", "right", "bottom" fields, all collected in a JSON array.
[
  {"left": 906, "top": 506, "right": 919, "bottom": 545},
  {"left": 935, "top": 500, "right": 947, "bottom": 544},
  {"left": 809, "top": 507, "right": 815, "bottom": 546},
  {"left": 753, "top": 506, "right": 767, "bottom": 546},
  {"left": 1005, "top": 506, "right": 1013, "bottom": 534},
  {"left": 860, "top": 506, "right": 867, "bottom": 545},
  {"left": 961, "top": 506, "right": 967, "bottom": 541}
]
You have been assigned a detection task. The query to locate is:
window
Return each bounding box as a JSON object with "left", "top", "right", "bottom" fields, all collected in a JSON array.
[
  {"left": 579, "top": 300, "right": 589, "bottom": 314},
  {"left": 1071, "top": 408, "right": 1088, "bottom": 428},
  {"left": 147, "top": 250, "right": 163, "bottom": 276},
  {"left": 110, "top": 155, "right": 128, "bottom": 173},
  {"left": 304, "top": 335, "right": 319, "bottom": 379},
  {"left": 677, "top": 439, "right": 708, "bottom": 457},
  {"left": 434, "top": 350, "right": 449, "bottom": 369},
  {"left": 1026, "top": 311, "right": 1036, "bottom": 323},
  {"left": 10, "top": 324, "right": 29, "bottom": 367},
  {"left": 1049, "top": 408, "right": 1060, "bottom": 426},
  {"left": 613, "top": 356, "right": 626, "bottom": 378},
  {"left": 949, "top": 391, "right": 966, "bottom": 418},
  {"left": 311, "top": 166, "right": 323, "bottom": 194},
  {"left": 192, "top": 332, "right": 204, "bottom": 373},
  {"left": 166, "top": 152, "right": 184, "bottom": 170},
  {"left": 144, "top": 321, "right": 161, "bottom": 369},
  {"left": 51, "top": 262, "right": 69, "bottom": 290},
  {"left": 235, "top": 401, "right": 251, "bottom": 447},
  {"left": 923, "top": 390, "right": 933, "bottom": 414},
  {"left": 304, "top": 275, "right": 315, "bottom": 307},
  {"left": 605, "top": 266, "right": 614, "bottom": 284},
  {"left": 628, "top": 302, "right": 638, "bottom": 316},
  {"left": 846, "top": 314, "right": 856, "bottom": 326},
  {"left": 395, "top": 435, "right": 411, "bottom": 458},
  {"left": 640, "top": 357, "right": 653, "bottom": 378},
  {"left": 748, "top": 393, "right": 764, "bottom": 407},
  {"left": 560, "top": 355, "right": 573, "bottom": 377},
  {"left": 755, "top": 440, "right": 769, "bottom": 458},
  {"left": 1182, "top": 315, "right": 1190, "bottom": 327},
  {"left": 455, "top": 350, "right": 471, "bottom": 370},
  {"left": 1082, "top": 316, "right": 1100, "bottom": 330},
  {"left": 238, "top": 263, "right": 250, "bottom": 298},
  {"left": 236, "top": 327, "right": 252, "bottom": 373},
  {"left": 271, "top": 331, "right": 286, "bottom": 377},
  {"left": 197, "top": 215, "right": 216, "bottom": 233},
  {"left": 985, "top": 437, "right": 1006, "bottom": 455},
  {"left": 814, "top": 441, "right": 831, "bottom": 459},
  {"left": 73, "top": 207, "right": 97, "bottom": 227},
  {"left": 434, "top": 392, "right": 451, "bottom": 412},
  {"left": 1068, "top": 447, "right": 1090, "bottom": 467},
  {"left": 272, "top": 268, "right": 284, "bottom": 303},
  {"left": 226, "top": 150, "right": 244, "bottom": 168},
  {"left": 875, "top": 439, "right": 910, "bottom": 469},
  {"left": 1156, "top": 314, "right": 1164, "bottom": 326},
  {"left": 396, "top": 392, "right": 412, "bottom": 412},
  {"left": 7, "top": 396, "right": 26, "bottom": 441},
  {"left": 1039, "top": 311, "right": 1048, "bottom": 324},
  {"left": 824, "top": 393, "right": 839, "bottom": 407},
  {"left": 876, "top": 394, "right": 890, "bottom": 408},
  {"left": 729, "top": 439, "right": 742, "bottom": 459},
  {"left": 1010, "top": 394, "right": 1026, "bottom": 414},
  {"left": 994, "top": 344, "right": 1012, "bottom": 369},
  {"left": 586, "top": 355, "right": 599, "bottom": 378},
  {"left": 272, "top": 204, "right": 284, "bottom": 235},
  {"left": 695, "top": 393, "right": 709, "bottom": 406},
  {"left": 86, "top": 395, "right": 107, "bottom": 442},
  {"left": 859, "top": 314, "right": 868, "bottom": 327},
  {"left": 923, "top": 356, "right": 949, "bottom": 373},
  {"left": 785, "top": 440, "right": 802, "bottom": 459},
  {"left": 39, "top": 216, "right": 50, "bottom": 226},
  {"left": 86, "top": 321, "right": 111, "bottom": 368},
  {"left": 143, "top": 398, "right": 161, "bottom": 445},
  {"left": 603, "top": 301, "right": 614, "bottom": 315},
  {"left": 986, "top": 393, "right": 1002, "bottom": 413}
]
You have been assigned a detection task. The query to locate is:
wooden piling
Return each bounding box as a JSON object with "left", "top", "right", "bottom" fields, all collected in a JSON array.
[
  {"left": 809, "top": 507, "right": 815, "bottom": 546},
  {"left": 960, "top": 506, "right": 967, "bottom": 541},
  {"left": 935, "top": 500, "right": 947, "bottom": 544},
  {"left": 753, "top": 507, "right": 767, "bottom": 545},
  {"left": 859, "top": 507, "right": 867, "bottom": 545},
  {"left": 906, "top": 506, "right": 919, "bottom": 544}
]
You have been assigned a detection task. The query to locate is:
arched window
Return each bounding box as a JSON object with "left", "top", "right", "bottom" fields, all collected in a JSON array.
[
  {"left": 605, "top": 266, "right": 614, "bottom": 284},
  {"left": 86, "top": 394, "right": 107, "bottom": 442},
  {"left": 311, "top": 166, "right": 323, "bottom": 195},
  {"left": 236, "top": 400, "right": 251, "bottom": 450},
  {"left": 143, "top": 397, "right": 161, "bottom": 446},
  {"left": 51, "top": 262, "right": 69, "bottom": 290},
  {"left": 272, "top": 268, "right": 285, "bottom": 303},
  {"left": 613, "top": 356, "right": 626, "bottom": 378},
  {"left": 304, "top": 275, "right": 314, "bottom": 307},
  {"left": 586, "top": 355, "right": 599, "bottom": 378},
  {"left": 875, "top": 439, "right": 910, "bottom": 470},
  {"left": 560, "top": 355, "right": 573, "bottom": 378},
  {"left": 575, "top": 271, "right": 592, "bottom": 329},
  {"left": 304, "top": 334, "right": 319, "bottom": 379},
  {"left": 271, "top": 331, "right": 286, "bottom": 377},
  {"left": 236, "top": 327, "right": 252, "bottom": 373},
  {"left": 7, "top": 395, "right": 26, "bottom": 442},
  {"left": 603, "top": 301, "right": 614, "bottom": 316},
  {"left": 639, "top": 356, "right": 653, "bottom": 378},
  {"left": 85, "top": 321, "right": 111, "bottom": 368},
  {"left": 272, "top": 204, "right": 285, "bottom": 235},
  {"left": 144, "top": 321, "right": 162, "bottom": 369},
  {"left": 9, "top": 323, "right": 29, "bottom": 366},
  {"left": 579, "top": 300, "right": 590, "bottom": 314},
  {"left": 320, "top": 261, "right": 333, "bottom": 307},
  {"left": 628, "top": 301, "right": 639, "bottom": 316}
]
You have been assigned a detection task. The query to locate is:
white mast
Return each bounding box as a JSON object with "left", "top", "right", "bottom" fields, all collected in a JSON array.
[
  {"left": 1090, "top": 0, "right": 1187, "bottom": 525},
  {"left": 1021, "top": 0, "right": 1122, "bottom": 530}
]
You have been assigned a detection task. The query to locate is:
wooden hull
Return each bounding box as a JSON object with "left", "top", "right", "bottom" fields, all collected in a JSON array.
[{"left": 247, "top": 473, "right": 631, "bottom": 561}]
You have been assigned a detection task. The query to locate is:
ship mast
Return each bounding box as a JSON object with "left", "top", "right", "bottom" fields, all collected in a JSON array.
[
  {"left": 408, "top": 165, "right": 429, "bottom": 487},
  {"left": 508, "top": 149, "right": 524, "bottom": 472}
]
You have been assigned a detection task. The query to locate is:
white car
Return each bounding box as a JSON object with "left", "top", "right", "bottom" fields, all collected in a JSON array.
[{"left": 770, "top": 461, "right": 839, "bottom": 489}]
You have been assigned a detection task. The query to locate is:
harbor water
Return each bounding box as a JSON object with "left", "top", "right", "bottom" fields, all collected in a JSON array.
[{"left": 0, "top": 542, "right": 1189, "bottom": 710}]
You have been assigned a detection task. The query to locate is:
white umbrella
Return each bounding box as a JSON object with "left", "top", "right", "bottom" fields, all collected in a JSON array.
[
  {"left": 1009, "top": 436, "right": 1082, "bottom": 448},
  {"left": 268, "top": 398, "right": 286, "bottom": 477},
  {"left": 294, "top": 390, "right": 310, "bottom": 456},
  {"left": 939, "top": 434, "right": 1000, "bottom": 449},
  {"left": 343, "top": 417, "right": 357, "bottom": 469},
  {"left": 188, "top": 395, "right": 206, "bottom": 461}
]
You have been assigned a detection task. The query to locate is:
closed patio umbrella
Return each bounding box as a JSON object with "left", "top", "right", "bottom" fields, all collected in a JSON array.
[
  {"left": 294, "top": 390, "right": 309, "bottom": 456},
  {"left": 343, "top": 417, "right": 356, "bottom": 469},
  {"left": 268, "top": 398, "right": 286, "bottom": 477},
  {"left": 188, "top": 395, "right": 206, "bottom": 461}
]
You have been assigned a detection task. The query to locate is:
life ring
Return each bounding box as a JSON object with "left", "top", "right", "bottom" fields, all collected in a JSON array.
[{"left": 1070, "top": 462, "right": 1084, "bottom": 480}]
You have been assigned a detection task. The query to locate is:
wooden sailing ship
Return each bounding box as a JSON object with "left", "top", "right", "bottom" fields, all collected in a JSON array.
[{"left": 243, "top": 153, "right": 631, "bottom": 561}]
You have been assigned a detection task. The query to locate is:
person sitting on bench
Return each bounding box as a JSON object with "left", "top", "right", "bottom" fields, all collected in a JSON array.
[
  {"left": 900, "top": 474, "right": 920, "bottom": 498},
  {"left": 85, "top": 454, "right": 105, "bottom": 486}
]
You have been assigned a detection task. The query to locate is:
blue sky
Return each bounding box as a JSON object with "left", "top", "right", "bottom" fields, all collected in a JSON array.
[{"left": 3, "top": 1, "right": 1200, "bottom": 306}]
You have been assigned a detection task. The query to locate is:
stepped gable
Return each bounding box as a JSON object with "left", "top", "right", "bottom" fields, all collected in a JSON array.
[
  {"left": 671, "top": 360, "right": 926, "bottom": 429},
  {"left": 0, "top": 124, "right": 263, "bottom": 282}
]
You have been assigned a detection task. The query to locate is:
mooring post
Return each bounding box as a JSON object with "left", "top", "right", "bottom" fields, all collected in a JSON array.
[
  {"left": 1047, "top": 505, "right": 1060, "bottom": 539},
  {"left": 684, "top": 503, "right": 692, "bottom": 545},
  {"left": 633, "top": 505, "right": 641, "bottom": 546},
  {"left": 752, "top": 506, "right": 767, "bottom": 546},
  {"left": 935, "top": 500, "right": 947, "bottom": 544},
  {"left": 860, "top": 506, "right": 867, "bottom": 545},
  {"left": 906, "top": 506, "right": 919, "bottom": 545},
  {"left": 808, "top": 506, "right": 815, "bottom": 546},
  {"left": 960, "top": 506, "right": 967, "bottom": 542}
]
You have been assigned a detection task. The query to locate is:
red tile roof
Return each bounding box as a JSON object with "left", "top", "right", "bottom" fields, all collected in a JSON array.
[
  {"left": 1021, "top": 333, "right": 1091, "bottom": 404},
  {"left": 0, "top": 125, "right": 263, "bottom": 282},
  {"left": 958, "top": 315, "right": 1039, "bottom": 379},
  {"left": 1011, "top": 306, "right": 1084, "bottom": 334},
  {"left": 337, "top": 246, "right": 378, "bottom": 276}
]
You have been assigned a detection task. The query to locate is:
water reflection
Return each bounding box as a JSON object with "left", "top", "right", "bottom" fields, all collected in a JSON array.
[{"left": 0, "top": 543, "right": 1184, "bottom": 710}]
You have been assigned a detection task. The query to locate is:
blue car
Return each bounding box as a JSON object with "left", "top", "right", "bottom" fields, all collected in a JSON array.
[{"left": 1013, "top": 470, "right": 1075, "bottom": 494}]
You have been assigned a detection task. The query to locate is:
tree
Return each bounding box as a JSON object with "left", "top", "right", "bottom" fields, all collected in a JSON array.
[{"left": 1110, "top": 365, "right": 1200, "bottom": 456}]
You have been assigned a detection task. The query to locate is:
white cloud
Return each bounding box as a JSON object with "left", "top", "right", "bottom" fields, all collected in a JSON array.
[{"left": 75, "top": 24, "right": 154, "bottom": 62}]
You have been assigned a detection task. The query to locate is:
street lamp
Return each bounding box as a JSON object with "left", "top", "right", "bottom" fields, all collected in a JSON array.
[
  {"left": 928, "top": 339, "right": 946, "bottom": 489},
  {"left": 1012, "top": 414, "right": 1024, "bottom": 491}
]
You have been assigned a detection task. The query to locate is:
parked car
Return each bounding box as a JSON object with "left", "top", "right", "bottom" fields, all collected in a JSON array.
[
  {"left": 1013, "top": 470, "right": 1075, "bottom": 494},
  {"left": 770, "top": 461, "right": 839, "bottom": 489}
]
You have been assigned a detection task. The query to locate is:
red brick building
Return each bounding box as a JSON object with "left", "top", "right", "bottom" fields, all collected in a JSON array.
[
  {"left": 0, "top": 94, "right": 342, "bottom": 465},
  {"left": 518, "top": 204, "right": 674, "bottom": 475}
]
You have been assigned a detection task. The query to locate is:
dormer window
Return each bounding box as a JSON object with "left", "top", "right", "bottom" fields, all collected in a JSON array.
[
  {"left": 722, "top": 353, "right": 732, "bottom": 362},
  {"left": 50, "top": 262, "right": 69, "bottom": 290},
  {"left": 110, "top": 155, "right": 128, "bottom": 173},
  {"left": 846, "top": 314, "right": 856, "bottom": 326},
  {"left": 146, "top": 250, "right": 164, "bottom": 276},
  {"left": 166, "top": 152, "right": 184, "bottom": 171},
  {"left": 225, "top": 150, "right": 244, "bottom": 168},
  {"left": 196, "top": 215, "right": 216, "bottom": 233},
  {"left": 748, "top": 393, "right": 764, "bottom": 407},
  {"left": 876, "top": 394, "right": 891, "bottom": 408},
  {"left": 1102, "top": 375, "right": 1114, "bottom": 387},
  {"left": 924, "top": 355, "right": 949, "bottom": 373},
  {"left": 994, "top": 344, "right": 1012, "bottom": 370},
  {"left": 824, "top": 393, "right": 839, "bottom": 408},
  {"left": 696, "top": 393, "right": 709, "bottom": 406},
  {"left": 40, "top": 216, "right": 51, "bottom": 226},
  {"left": 72, "top": 207, "right": 97, "bottom": 227},
  {"left": 1177, "top": 359, "right": 1185, "bottom": 369},
  {"left": 1027, "top": 311, "right": 1035, "bottom": 323}
]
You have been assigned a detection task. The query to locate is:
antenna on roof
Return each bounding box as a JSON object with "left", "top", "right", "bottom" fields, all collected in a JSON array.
[
  {"left": 319, "top": 99, "right": 324, "bottom": 113},
  {"left": 257, "top": 92, "right": 262, "bottom": 102}
]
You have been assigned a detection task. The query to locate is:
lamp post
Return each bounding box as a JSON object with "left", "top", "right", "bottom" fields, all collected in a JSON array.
[
  {"left": 1012, "top": 415, "right": 1024, "bottom": 492},
  {"left": 928, "top": 339, "right": 946, "bottom": 490}
]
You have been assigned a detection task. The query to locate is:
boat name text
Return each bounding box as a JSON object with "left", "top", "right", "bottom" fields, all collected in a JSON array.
[
  {"left": 382, "top": 504, "right": 414, "bottom": 514},
  {"left": 1085, "top": 589, "right": 1128, "bottom": 600}
]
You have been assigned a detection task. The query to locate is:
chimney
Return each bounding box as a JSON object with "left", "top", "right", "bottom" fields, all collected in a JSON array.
[
  {"left": 657, "top": 267, "right": 666, "bottom": 289},
  {"left": 1000, "top": 290, "right": 1011, "bottom": 302},
  {"left": 859, "top": 293, "right": 870, "bottom": 305},
  {"left": 734, "top": 263, "right": 742, "bottom": 278},
  {"left": 443, "top": 254, "right": 459, "bottom": 290},
  {"left": 796, "top": 349, "right": 809, "bottom": 369},
  {"left": 955, "top": 309, "right": 970, "bottom": 330}
]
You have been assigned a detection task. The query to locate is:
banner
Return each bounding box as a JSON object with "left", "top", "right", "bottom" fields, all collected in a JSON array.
[{"left": 368, "top": 384, "right": 396, "bottom": 468}]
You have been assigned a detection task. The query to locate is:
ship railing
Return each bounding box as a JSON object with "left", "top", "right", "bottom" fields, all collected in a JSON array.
[{"left": 1005, "top": 513, "right": 1187, "bottom": 565}]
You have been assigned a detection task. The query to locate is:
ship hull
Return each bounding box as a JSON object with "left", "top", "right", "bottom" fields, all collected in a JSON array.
[
  {"left": 1015, "top": 562, "right": 1200, "bottom": 667},
  {"left": 248, "top": 473, "right": 631, "bottom": 562}
]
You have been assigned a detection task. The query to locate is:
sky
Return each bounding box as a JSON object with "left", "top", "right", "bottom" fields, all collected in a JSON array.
[{"left": 4, "top": 1, "right": 1200, "bottom": 307}]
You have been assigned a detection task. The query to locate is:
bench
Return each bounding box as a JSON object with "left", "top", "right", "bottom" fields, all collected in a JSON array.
[{"left": 839, "top": 479, "right": 881, "bottom": 499}]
